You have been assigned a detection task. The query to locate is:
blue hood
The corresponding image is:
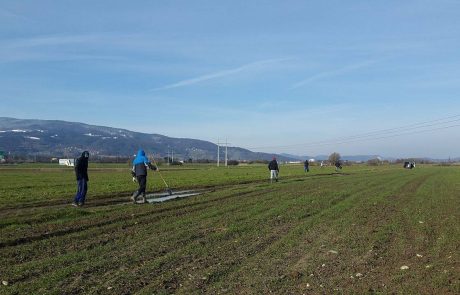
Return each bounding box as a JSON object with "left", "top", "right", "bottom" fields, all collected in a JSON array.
[{"left": 133, "top": 149, "right": 149, "bottom": 165}]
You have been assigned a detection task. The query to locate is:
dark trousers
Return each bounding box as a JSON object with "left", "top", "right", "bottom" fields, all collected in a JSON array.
[
  {"left": 74, "top": 178, "right": 88, "bottom": 204},
  {"left": 134, "top": 175, "right": 147, "bottom": 198}
]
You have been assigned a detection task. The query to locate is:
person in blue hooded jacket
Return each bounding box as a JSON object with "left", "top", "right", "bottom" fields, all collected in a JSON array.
[{"left": 131, "top": 149, "right": 157, "bottom": 203}]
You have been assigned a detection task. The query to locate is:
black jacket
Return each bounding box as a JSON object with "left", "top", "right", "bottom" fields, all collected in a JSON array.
[
  {"left": 133, "top": 162, "right": 157, "bottom": 177},
  {"left": 268, "top": 160, "right": 279, "bottom": 171},
  {"left": 75, "top": 151, "right": 89, "bottom": 181}
]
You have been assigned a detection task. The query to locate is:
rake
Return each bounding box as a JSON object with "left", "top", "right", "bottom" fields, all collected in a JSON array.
[{"left": 151, "top": 157, "right": 173, "bottom": 195}]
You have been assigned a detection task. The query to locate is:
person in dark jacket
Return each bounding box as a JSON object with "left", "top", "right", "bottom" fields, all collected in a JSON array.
[
  {"left": 131, "top": 149, "right": 157, "bottom": 203},
  {"left": 304, "top": 159, "right": 310, "bottom": 173},
  {"left": 268, "top": 157, "right": 279, "bottom": 183},
  {"left": 72, "top": 151, "right": 89, "bottom": 207},
  {"left": 335, "top": 161, "right": 342, "bottom": 171}
]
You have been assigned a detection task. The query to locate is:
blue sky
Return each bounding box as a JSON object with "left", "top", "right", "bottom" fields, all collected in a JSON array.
[{"left": 1, "top": 0, "right": 460, "bottom": 158}]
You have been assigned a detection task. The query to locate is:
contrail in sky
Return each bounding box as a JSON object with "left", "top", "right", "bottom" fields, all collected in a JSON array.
[
  {"left": 151, "top": 57, "right": 291, "bottom": 91},
  {"left": 291, "top": 60, "right": 378, "bottom": 89}
]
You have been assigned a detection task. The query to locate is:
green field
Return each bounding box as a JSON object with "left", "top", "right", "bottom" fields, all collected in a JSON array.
[{"left": 0, "top": 164, "right": 459, "bottom": 294}]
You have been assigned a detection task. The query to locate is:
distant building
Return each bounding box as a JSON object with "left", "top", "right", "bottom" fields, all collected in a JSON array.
[{"left": 59, "top": 159, "right": 75, "bottom": 167}]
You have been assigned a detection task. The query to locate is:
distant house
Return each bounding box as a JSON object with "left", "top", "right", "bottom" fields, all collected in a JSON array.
[{"left": 59, "top": 159, "right": 75, "bottom": 167}]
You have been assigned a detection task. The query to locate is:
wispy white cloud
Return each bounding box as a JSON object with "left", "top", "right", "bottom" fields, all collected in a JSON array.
[
  {"left": 151, "top": 58, "right": 292, "bottom": 91},
  {"left": 290, "top": 60, "right": 378, "bottom": 89},
  {"left": 0, "top": 33, "right": 116, "bottom": 49},
  {"left": 0, "top": 52, "right": 127, "bottom": 64},
  {"left": 0, "top": 33, "right": 138, "bottom": 63},
  {"left": 138, "top": 102, "right": 354, "bottom": 149},
  {"left": 0, "top": 7, "right": 29, "bottom": 21},
  {"left": 0, "top": 32, "right": 184, "bottom": 53},
  {"left": 0, "top": 32, "right": 207, "bottom": 65}
]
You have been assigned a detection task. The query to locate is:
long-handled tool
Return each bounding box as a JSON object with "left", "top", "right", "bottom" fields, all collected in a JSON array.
[{"left": 151, "top": 157, "right": 173, "bottom": 195}]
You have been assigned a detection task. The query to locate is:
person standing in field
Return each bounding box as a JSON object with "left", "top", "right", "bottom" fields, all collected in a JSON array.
[
  {"left": 131, "top": 149, "right": 157, "bottom": 204},
  {"left": 304, "top": 159, "right": 310, "bottom": 173},
  {"left": 72, "top": 151, "right": 89, "bottom": 207},
  {"left": 335, "top": 160, "right": 342, "bottom": 171},
  {"left": 268, "top": 157, "right": 279, "bottom": 183}
]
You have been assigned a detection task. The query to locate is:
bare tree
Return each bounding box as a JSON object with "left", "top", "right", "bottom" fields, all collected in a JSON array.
[
  {"left": 367, "top": 158, "right": 381, "bottom": 166},
  {"left": 328, "top": 152, "right": 341, "bottom": 165}
]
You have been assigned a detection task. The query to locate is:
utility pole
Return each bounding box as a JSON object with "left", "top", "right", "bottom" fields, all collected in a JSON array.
[
  {"left": 217, "top": 138, "right": 220, "bottom": 167},
  {"left": 217, "top": 139, "right": 230, "bottom": 167},
  {"left": 225, "top": 138, "right": 228, "bottom": 167},
  {"left": 167, "top": 147, "right": 170, "bottom": 166},
  {"left": 172, "top": 150, "right": 174, "bottom": 164}
]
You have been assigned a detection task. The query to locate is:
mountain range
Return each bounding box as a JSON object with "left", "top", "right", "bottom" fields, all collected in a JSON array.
[
  {"left": 280, "top": 153, "right": 395, "bottom": 162},
  {"left": 0, "top": 117, "right": 296, "bottom": 161},
  {"left": 1, "top": 118, "right": 457, "bottom": 162}
]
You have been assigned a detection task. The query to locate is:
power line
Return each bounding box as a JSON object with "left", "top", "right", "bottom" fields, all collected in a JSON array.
[
  {"left": 309, "top": 123, "right": 460, "bottom": 148},
  {"left": 314, "top": 116, "right": 460, "bottom": 144},
  {"left": 243, "top": 114, "right": 460, "bottom": 151},
  {"left": 297, "top": 118, "right": 460, "bottom": 148}
]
